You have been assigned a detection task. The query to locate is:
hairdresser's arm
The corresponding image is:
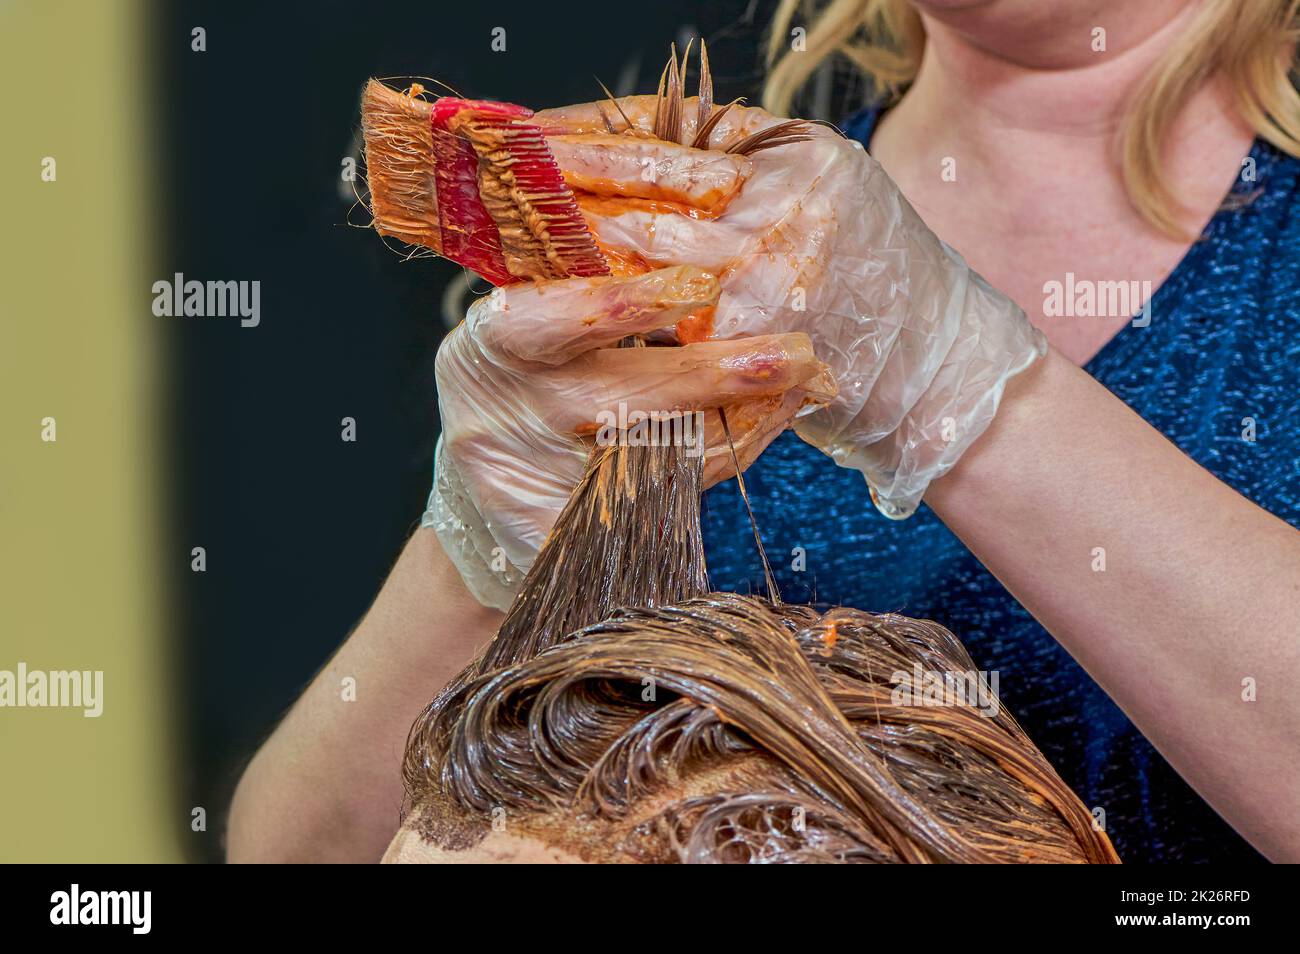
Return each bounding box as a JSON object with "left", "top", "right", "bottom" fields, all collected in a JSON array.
[
  {"left": 226, "top": 529, "right": 501, "bottom": 863},
  {"left": 925, "top": 346, "right": 1300, "bottom": 861}
]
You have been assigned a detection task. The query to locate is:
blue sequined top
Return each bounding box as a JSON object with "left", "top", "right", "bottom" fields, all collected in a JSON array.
[{"left": 701, "top": 109, "right": 1300, "bottom": 863}]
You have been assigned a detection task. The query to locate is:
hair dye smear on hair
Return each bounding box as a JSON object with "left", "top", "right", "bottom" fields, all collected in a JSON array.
[{"left": 402, "top": 432, "right": 1119, "bottom": 863}]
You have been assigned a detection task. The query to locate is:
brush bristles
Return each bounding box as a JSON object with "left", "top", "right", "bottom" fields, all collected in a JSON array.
[
  {"left": 453, "top": 114, "right": 608, "bottom": 280},
  {"left": 361, "top": 80, "right": 442, "bottom": 251}
]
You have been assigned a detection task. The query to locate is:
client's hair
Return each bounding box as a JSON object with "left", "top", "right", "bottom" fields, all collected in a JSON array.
[{"left": 402, "top": 441, "right": 1120, "bottom": 864}]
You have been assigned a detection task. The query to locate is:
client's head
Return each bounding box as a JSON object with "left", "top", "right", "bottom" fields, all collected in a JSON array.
[{"left": 386, "top": 444, "right": 1118, "bottom": 864}]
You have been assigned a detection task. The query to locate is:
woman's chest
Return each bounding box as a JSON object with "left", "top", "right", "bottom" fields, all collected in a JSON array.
[{"left": 932, "top": 211, "right": 1196, "bottom": 365}]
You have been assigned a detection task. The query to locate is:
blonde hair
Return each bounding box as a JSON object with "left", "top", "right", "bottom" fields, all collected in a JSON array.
[{"left": 763, "top": 0, "right": 1300, "bottom": 236}]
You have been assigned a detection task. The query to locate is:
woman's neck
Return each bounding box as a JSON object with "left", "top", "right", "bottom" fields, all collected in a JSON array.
[
  {"left": 869, "top": 5, "right": 1255, "bottom": 365},
  {"left": 901, "top": 1, "right": 1198, "bottom": 137}
]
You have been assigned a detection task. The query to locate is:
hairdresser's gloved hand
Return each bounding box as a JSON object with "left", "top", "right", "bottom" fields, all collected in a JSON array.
[
  {"left": 536, "top": 97, "right": 1046, "bottom": 519},
  {"left": 427, "top": 264, "right": 834, "bottom": 610}
]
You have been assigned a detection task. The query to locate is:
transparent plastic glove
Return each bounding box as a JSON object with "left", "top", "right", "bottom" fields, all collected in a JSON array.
[
  {"left": 426, "top": 264, "right": 835, "bottom": 610},
  {"left": 536, "top": 97, "right": 1047, "bottom": 519}
]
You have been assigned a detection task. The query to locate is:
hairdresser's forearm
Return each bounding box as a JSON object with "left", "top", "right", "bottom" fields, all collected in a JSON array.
[
  {"left": 226, "top": 529, "right": 501, "bottom": 863},
  {"left": 926, "top": 347, "right": 1300, "bottom": 861}
]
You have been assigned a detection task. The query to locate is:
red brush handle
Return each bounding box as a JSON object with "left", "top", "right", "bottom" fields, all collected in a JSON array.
[{"left": 431, "top": 97, "right": 532, "bottom": 126}]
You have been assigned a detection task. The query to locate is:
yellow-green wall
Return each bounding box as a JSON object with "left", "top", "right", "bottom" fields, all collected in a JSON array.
[{"left": 0, "top": 0, "right": 181, "bottom": 862}]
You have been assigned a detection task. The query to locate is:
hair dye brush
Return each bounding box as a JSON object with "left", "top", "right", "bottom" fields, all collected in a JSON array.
[
  {"left": 362, "top": 85, "right": 609, "bottom": 284},
  {"left": 360, "top": 40, "right": 811, "bottom": 286}
]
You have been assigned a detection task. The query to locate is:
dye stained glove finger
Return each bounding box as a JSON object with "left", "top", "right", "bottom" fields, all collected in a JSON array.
[
  {"left": 429, "top": 265, "right": 834, "bottom": 611},
  {"left": 469, "top": 265, "right": 719, "bottom": 365},
  {"left": 542, "top": 118, "right": 815, "bottom": 271},
  {"left": 540, "top": 95, "right": 1047, "bottom": 519},
  {"left": 548, "top": 333, "right": 830, "bottom": 430},
  {"left": 547, "top": 134, "right": 752, "bottom": 211}
]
